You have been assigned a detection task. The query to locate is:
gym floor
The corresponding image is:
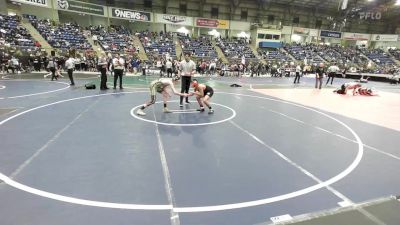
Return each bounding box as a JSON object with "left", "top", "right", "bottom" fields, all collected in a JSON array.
[{"left": 0, "top": 73, "right": 399, "bottom": 225}]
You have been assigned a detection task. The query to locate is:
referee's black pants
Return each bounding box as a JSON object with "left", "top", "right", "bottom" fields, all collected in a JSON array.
[
  {"left": 100, "top": 68, "right": 107, "bottom": 89},
  {"left": 67, "top": 69, "right": 74, "bottom": 85},
  {"left": 114, "top": 69, "right": 123, "bottom": 89},
  {"left": 180, "top": 76, "right": 191, "bottom": 104}
]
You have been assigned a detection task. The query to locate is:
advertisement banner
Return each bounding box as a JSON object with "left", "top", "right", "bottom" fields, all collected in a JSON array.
[
  {"left": 309, "top": 29, "right": 319, "bottom": 36},
  {"left": 371, "top": 34, "right": 398, "bottom": 42},
  {"left": 111, "top": 7, "right": 151, "bottom": 22},
  {"left": 320, "top": 30, "right": 342, "bottom": 39},
  {"left": 343, "top": 32, "right": 370, "bottom": 40},
  {"left": 293, "top": 27, "right": 310, "bottom": 35},
  {"left": 196, "top": 18, "right": 229, "bottom": 29},
  {"left": 11, "top": 0, "right": 50, "bottom": 8},
  {"left": 56, "top": 0, "right": 105, "bottom": 16},
  {"left": 155, "top": 13, "right": 193, "bottom": 26}
]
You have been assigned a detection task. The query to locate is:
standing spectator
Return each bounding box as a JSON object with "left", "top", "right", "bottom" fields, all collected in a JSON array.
[
  {"left": 92, "top": 34, "right": 98, "bottom": 46},
  {"left": 74, "top": 57, "right": 81, "bottom": 71},
  {"left": 11, "top": 56, "right": 19, "bottom": 74},
  {"left": 65, "top": 56, "right": 75, "bottom": 85},
  {"left": 315, "top": 63, "right": 325, "bottom": 89},
  {"left": 156, "top": 58, "right": 163, "bottom": 77},
  {"left": 98, "top": 53, "right": 109, "bottom": 90},
  {"left": 294, "top": 64, "right": 302, "bottom": 84},
  {"left": 47, "top": 57, "right": 57, "bottom": 81},
  {"left": 112, "top": 53, "right": 125, "bottom": 89},
  {"left": 326, "top": 63, "right": 340, "bottom": 86},
  {"left": 166, "top": 59, "right": 173, "bottom": 78},
  {"left": 209, "top": 60, "right": 216, "bottom": 76},
  {"left": 179, "top": 54, "right": 196, "bottom": 107}
]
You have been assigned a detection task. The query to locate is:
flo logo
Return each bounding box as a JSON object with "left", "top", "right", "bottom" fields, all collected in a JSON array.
[{"left": 57, "top": 0, "right": 69, "bottom": 10}]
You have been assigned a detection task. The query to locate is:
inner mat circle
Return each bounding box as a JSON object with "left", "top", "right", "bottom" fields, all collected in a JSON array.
[{"left": 130, "top": 100, "right": 237, "bottom": 126}]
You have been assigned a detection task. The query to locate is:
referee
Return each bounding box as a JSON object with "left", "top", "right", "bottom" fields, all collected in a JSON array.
[
  {"left": 179, "top": 54, "right": 196, "bottom": 107},
  {"left": 65, "top": 55, "right": 75, "bottom": 86},
  {"left": 113, "top": 53, "right": 125, "bottom": 89}
]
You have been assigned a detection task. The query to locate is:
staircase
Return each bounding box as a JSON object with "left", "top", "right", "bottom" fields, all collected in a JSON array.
[
  {"left": 211, "top": 39, "right": 228, "bottom": 64},
  {"left": 248, "top": 44, "right": 266, "bottom": 64},
  {"left": 131, "top": 35, "right": 148, "bottom": 61},
  {"left": 85, "top": 35, "right": 104, "bottom": 56},
  {"left": 21, "top": 19, "right": 52, "bottom": 55},
  {"left": 173, "top": 35, "right": 183, "bottom": 60}
]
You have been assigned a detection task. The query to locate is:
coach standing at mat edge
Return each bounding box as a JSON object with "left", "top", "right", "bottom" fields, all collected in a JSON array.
[{"left": 179, "top": 54, "right": 196, "bottom": 107}]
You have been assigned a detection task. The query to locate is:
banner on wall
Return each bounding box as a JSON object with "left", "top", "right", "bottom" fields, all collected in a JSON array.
[
  {"left": 320, "top": 30, "right": 342, "bottom": 39},
  {"left": 11, "top": 0, "right": 50, "bottom": 8},
  {"left": 110, "top": 8, "right": 151, "bottom": 22},
  {"left": 371, "top": 34, "right": 398, "bottom": 42},
  {"left": 343, "top": 33, "right": 370, "bottom": 41},
  {"left": 155, "top": 14, "right": 193, "bottom": 26},
  {"left": 293, "top": 27, "right": 310, "bottom": 35},
  {"left": 56, "top": 0, "right": 105, "bottom": 16},
  {"left": 196, "top": 18, "right": 229, "bottom": 29}
]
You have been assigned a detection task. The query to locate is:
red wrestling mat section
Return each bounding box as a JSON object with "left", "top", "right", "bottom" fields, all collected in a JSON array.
[{"left": 252, "top": 89, "right": 400, "bottom": 131}]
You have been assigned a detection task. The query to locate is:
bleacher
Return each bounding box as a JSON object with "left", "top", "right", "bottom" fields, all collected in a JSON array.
[
  {"left": 178, "top": 35, "right": 217, "bottom": 58},
  {"left": 216, "top": 38, "right": 255, "bottom": 60},
  {"left": 389, "top": 49, "right": 400, "bottom": 61},
  {"left": 284, "top": 43, "right": 324, "bottom": 64},
  {"left": 28, "top": 15, "right": 91, "bottom": 50},
  {"left": 88, "top": 25, "right": 134, "bottom": 53},
  {"left": 363, "top": 49, "right": 396, "bottom": 66},
  {"left": 0, "top": 14, "right": 36, "bottom": 50},
  {"left": 258, "top": 49, "right": 291, "bottom": 62},
  {"left": 138, "top": 31, "right": 176, "bottom": 57}
]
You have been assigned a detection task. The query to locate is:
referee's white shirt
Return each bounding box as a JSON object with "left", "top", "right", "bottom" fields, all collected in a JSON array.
[
  {"left": 65, "top": 58, "right": 75, "bottom": 69},
  {"left": 113, "top": 57, "right": 125, "bottom": 70},
  {"left": 180, "top": 60, "right": 196, "bottom": 76}
]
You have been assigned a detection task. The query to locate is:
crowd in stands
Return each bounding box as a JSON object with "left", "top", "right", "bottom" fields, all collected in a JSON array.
[
  {"left": 389, "top": 48, "right": 400, "bottom": 60},
  {"left": 362, "top": 48, "right": 395, "bottom": 66},
  {"left": 258, "top": 49, "right": 292, "bottom": 62},
  {"left": 284, "top": 43, "right": 324, "bottom": 65},
  {"left": 0, "top": 14, "right": 39, "bottom": 51},
  {"left": 138, "top": 31, "right": 176, "bottom": 57},
  {"left": 179, "top": 35, "right": 217, "bottom": 58},
  {"left": 1, "top": 15, "right": 399, "bottom": 78},
  {"left": 88, "top": 25, "right": 138, "bottom": 53},
  {"left": 27, "top": 15, "right": 92, "bottom": 50},
  {"left": 216, "top": 38, "right": 255, "bottom": 60}
]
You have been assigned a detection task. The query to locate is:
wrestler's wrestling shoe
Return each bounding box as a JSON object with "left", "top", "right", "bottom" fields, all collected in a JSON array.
[
  {"left": 163, "top": 108, "right": 172, "bottom": 113},
  {"left": 208, "top": 109, "right": 214, "bottom": 114},
  {"left": 196, "top": 108, "right": 205, "bottom": 112},
  {"left": 136, "top": 109, "right": 146, "bottom": 116}
]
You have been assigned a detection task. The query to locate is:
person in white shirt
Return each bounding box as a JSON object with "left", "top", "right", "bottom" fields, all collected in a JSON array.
[
  {"left": 209, "top": 60, "right": 216, "bottom": 76},
  {"left": 47, "top": 57, "right": 57, "bottom": 81},
  {"left": 65, "top": 56, "right": 75, "bottom": 85},
  {"left": 112, "top": 53, "right": 125, "bottom": 89},
  {"left": 326, "top": 63, "right": 340, "bottom": 86},
  {"left": 293, "top": 64, "right": 302, "bottom": 84},
  {"left": 179, "top": 54, "right": 196, "bottom": 107},
  {"left": 98, "top": 53, "right": 109, "bottom": 90},
  {"left": 92, "top": 34, "right": 98, "bottom": 46},
  {"left": 166, "top": 59, "right": 173, "bottom": 77},
  {"left": 156, "top": 58, "right": 163, "bottom": 77}
]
